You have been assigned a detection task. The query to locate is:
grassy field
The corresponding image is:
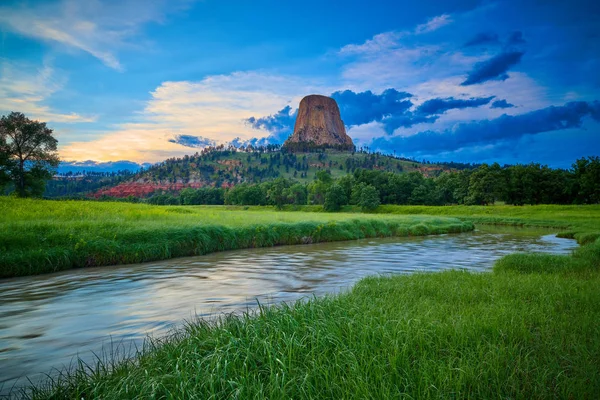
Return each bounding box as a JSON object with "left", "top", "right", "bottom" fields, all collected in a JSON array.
[
  {"left": 28, "top": 229, "right": 600, "bottom": 399},
  {"left": 0, "top": 198, "right": 472, "bottom": 278},
  {"left": 5, "top": 200, "right": 600, "bottom": 398},
  {"left": 374, "top": 204, "right": 600, "bottom": 243},
  {"left": 268, "top": 203, "right": 600, "bottom": 243}
]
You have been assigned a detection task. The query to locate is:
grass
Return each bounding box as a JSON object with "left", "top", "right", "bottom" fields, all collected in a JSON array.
[
  {"left": 273, "top": 203, "right": 600, "bottom": 243},
  {"left": 0, "top": 198, "right": 472, "bottom": 278},
  {"left": 375, "top": 203, "right": 600, "bottom": 228},
  {"left": 495, "top": 233, "right": 600, "bottom": 275},
  {"left": 6, "top": 200, "right": 600, "bottom": 398},
  {"left": 26, "top": 238, "right": 600, "bottom": 399}
]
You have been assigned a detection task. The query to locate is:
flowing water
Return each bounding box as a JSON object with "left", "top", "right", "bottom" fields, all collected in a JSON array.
[{"left": 0, "top": 227, "right": 578, "bottom": 395}]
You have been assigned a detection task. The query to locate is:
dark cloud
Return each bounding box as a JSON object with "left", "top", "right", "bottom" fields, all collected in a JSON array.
[
  {"left": 461, "top": 51, "right": 524, "bottom": 86},
  {"left": 506, "top": 31, "right": 526, "bottom": 46},
  {"left": 229, "top": 136, "right": 273, "bottom": 148},
  {"left": 246, "top": 105, "right": 297, "bottom": 134},
  {"left": 228, "top": 137, "right": 246, "bottom": 148},
  {"left": 416, "top": 96, "right": 495, "bottom": 115},
  {"left": 247, "top": 89, "right": 434, "bottom": 137},
  {"left": 245, "top": 105, "right": 298, "bottom": 144},
  {"left": 247, "top": 90, "right": 514, "bottom": 141},
  {"left": 382, "top": 114, "right": 439, "bottom": 134},
  {"left": 332, "top": 88, "right": 437, "bottom": 134},
  {"left": 491, "top": 99, "right": 515, "bottom": 109},
  {"left": 371, "top": 101, "right": 600, "bottom": 154},
  {"left": 464, "top": 32, "right": 499, "bottom": 47},
  {"left": 168, "top": 134, "right": 216, "bottom": 148},
  {"left": 331, "top": 89, "right": 413, "bottom": 126},
  {"left": 591, "top": 101, "right": 600, "bottom": 121}
]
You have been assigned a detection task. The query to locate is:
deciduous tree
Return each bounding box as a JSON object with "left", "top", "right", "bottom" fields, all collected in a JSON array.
[{"left": 0, "top": 112, "right": 59, "bottom": 197}]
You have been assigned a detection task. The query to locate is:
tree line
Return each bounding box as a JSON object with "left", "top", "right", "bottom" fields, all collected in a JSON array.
[
  {"left": 139, "top": 157, "right": 599, "bottom": 209},
  {"left": 2, "top": 112, "right": 598, "bottom": 206}
]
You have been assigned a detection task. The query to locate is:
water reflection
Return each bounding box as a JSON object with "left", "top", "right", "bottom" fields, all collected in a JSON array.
[{"left": 0, "top": 227, "right": 578, "bottom": 394}]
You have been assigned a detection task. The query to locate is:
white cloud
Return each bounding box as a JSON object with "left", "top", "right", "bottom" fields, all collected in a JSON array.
[
  {"left": 8, "top": 2, "right": 563, "bottom": 163},
  {"left": 55, "top": 50, "right": 552, "bottom": 161},
  {"left": 339, "top": 32, "right": 405, "bottom": 56},
  {"left": 409, "top": 72, "right": 549, "bottom": 111},
  {"left": 346, "top": 121, "right": 386, "bottom": 145},
  {"left": 0, "top": 60, "right": 97, "bottom": 123},
  {"left": 59, "top": 71, "right": 331, "bottom": 162},
  {"left": 337, "top": 15, "right": 470, "bottom": 91},
  {"left": 415, "top": 14, "right": 453, "bottom": 34},
  {"left": 0, "top": 0, "right": 192, "bottom": 70},
  {"left": 340, "top": 44, "right": 446, "bottom": 92},
  {"left": 339, "top": 13, "right": 453, "bottom": 57}
]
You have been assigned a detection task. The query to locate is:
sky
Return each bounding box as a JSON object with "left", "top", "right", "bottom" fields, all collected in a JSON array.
[{"left": 1, "top": 0, "right": 599, "bottom": 169}]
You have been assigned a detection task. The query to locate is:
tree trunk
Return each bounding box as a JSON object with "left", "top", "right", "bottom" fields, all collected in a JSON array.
[{"left": 18, "top": 159, "right": 25, "bottom": 197}]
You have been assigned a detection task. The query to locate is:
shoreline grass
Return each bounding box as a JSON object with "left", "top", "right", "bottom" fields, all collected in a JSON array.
[
  {"left": 5, "top": 200, "right": 600, "bottom": 398},
  {"left": 264, "top": 203, "right": 600, "bottom": 244},
  {"left": 25, "top": 237, "right": 600, "bottom": 399},
  {"left": 0, "top": 198, "right": 472, "bottom": 278}
]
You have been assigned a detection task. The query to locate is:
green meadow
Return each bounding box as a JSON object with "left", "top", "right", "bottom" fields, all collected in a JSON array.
[
  {"left": 0, "top": 197, "right": 471, "bottom": 278},
  {"left": 29, "top": 223, "right": 600, "bottom": 399},
  {"left": 3, "top": 198, "right": 600, "bottom": 398}
]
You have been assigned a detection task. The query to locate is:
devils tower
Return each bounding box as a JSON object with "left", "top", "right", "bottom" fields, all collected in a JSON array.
[{"left": 283, "top": 95, "right": 354, "bottom": 151}]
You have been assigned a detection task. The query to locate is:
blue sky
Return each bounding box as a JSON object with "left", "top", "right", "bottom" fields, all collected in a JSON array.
[{"left": 1, "top": 0, "right": 598, "bottom": 168}]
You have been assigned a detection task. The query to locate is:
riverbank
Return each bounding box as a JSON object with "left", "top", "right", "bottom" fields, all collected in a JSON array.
[
  {"left": 26, "top": 234, "right": 600, "bottom": 398},
  {"left": 5, "top": 201, "right": 600, "bottom": 398},
  {"left": 374, "top": 204, "right": 600, "bottom": 244},
  {"left": 268, "top": 203, "right": 600, "bottom": 238},
  {"left": 0, "top": 198, "right": 472, "bottom": 278}
]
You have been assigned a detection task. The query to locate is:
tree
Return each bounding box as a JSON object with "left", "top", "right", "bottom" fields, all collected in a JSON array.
[
  {"left": 284, "top": 183, "right": 308, "bottom": 205},
  {"left": 323, "top": 183, "right": 347, "bottom": 212},
  {"left": 315, "top": 169, "right": 333, "bottom": 184},
  {"left": 358, "top": 184, "right": 380, "bottom": 211},
  {"left": 308, "top": 172, "right": 333, "bottom": 205},
  {"left": 572, "top": 156, "right": 600, "bottom": 204},
  {"left": 350, "top": 182, "right": 367, "bottom": 205},
  {"left": 409, "top": 181, "right": 439, "bottom": 205},
  {"left": 337, "top": 174, "right": 355, "bottom": 200},
  {"left": 435, "top": 172, "right": 459, "bottom": 205},
  {"left": 466, "top": 163, "right": 502, "bottom": 205},
  {"left": 0, "top": 112, "right": 59, "bottom": 197},
  {"left": 0, "top": 134, "right": 11, "bottom": 190},
  {"left": 266, "top": 178, "right": 291, "bottom": 209}
]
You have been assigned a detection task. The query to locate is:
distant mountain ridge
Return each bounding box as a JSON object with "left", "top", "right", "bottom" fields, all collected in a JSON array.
[{"left": 57, "top": 160, "right": 154, "bottom": 174}]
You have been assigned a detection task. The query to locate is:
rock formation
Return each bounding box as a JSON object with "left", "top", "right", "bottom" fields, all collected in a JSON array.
[{"left": 283, "top": 95, "right": 354, "bottom": 151}]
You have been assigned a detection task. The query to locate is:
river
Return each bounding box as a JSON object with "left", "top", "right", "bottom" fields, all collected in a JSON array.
[{"left": 0, "top": 227, "right": 578, "bottom": 395}]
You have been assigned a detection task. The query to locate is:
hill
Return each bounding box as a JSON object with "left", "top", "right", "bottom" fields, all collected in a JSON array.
[{"left": 89, "top": 148, "right": 469, "bottom": 199}]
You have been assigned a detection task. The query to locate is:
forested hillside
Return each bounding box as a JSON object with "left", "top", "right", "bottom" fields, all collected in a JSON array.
[
  {"left": 47, "top": 147, "right": 598, "bottom": 207},
  {"left": 87, "top": 147, "right": 471, "bottom": 198},
  {"left": 44, "top": 171, "right": 134, "bottom": 198}
]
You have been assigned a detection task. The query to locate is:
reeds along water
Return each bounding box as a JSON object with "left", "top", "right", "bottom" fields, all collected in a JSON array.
[
  {"left": 26, "top": 239, "right": 600, "bottom": 399},
  {"left": 3, "top": 199, "right": 599, "bottom": 398},
  {"left": 0, "top": 197, "right": 472, "bottom": 278}
]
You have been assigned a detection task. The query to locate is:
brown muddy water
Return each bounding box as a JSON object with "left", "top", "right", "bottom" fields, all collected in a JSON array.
[{"left": 0, "top": 227, "right": 578, "bottom": 395}]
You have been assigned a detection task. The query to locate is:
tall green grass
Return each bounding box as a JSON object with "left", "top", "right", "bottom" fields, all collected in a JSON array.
[
  {"left": 0, "top": 198, "right": 472, "bottom": 278},
  {"left": 236, "top": 204, "right": 600, "bottom": 234},
  {"left": 270, "top": 203, "right": 600, "bottom": 245},
  {"left": 495, "top": 234, "right": 600, "bottom": 275},
  {"left": 7, "top": 200, "right": 600, "bottom": 398},
  {"left": 27, "top": 245, "right": 600, "bottom": 399}
]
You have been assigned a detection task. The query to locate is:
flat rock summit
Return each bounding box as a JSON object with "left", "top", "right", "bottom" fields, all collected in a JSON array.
[{"left": 284, "top": 95, "right": 354, "bottom": 150}]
